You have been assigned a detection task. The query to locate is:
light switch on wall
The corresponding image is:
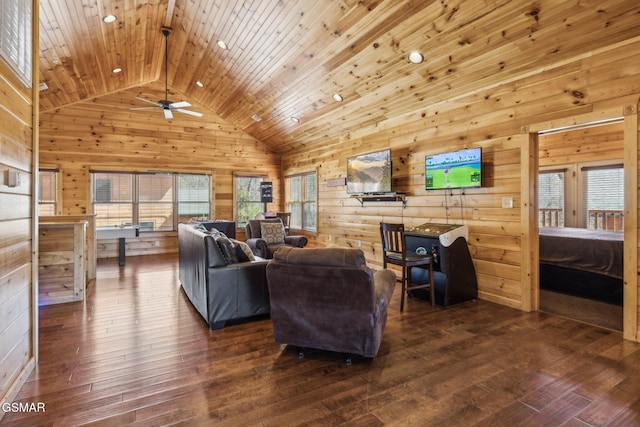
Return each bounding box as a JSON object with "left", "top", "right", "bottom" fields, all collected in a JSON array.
[{"left": 502, "top": 197, "right": 514, "bottom": 209}]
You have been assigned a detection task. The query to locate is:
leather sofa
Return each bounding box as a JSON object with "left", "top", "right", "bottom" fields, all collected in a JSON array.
[
  {"left": 178, "top": 223, "right": 270, "bottom": 329},
  {"left": 245, "top": 218, "right": 307, "bottom": 259},
  {"left": 266, "top": 246, "right": 396, "bottom": 359}
]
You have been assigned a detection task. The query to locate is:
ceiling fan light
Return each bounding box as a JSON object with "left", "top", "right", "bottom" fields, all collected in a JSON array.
[
  {"left": 217, "top": 40, "right": 228, "bottom": 50},
  {"left": 408, "top": 51, "right": 424, "bottom": 64},
  {"left": 102, "top": 15, "right": 117, "bottom": 23}
]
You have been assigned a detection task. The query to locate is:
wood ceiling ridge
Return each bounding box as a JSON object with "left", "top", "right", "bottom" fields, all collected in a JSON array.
[
  {"left": 225, "top": 1, "right": 414, "bottom": 123},
  {"left": 214, "top": 3, "right": 322, "bottom": 118},
  {"left": 192, "top": 1, "right": 280, "bottom": 96}
]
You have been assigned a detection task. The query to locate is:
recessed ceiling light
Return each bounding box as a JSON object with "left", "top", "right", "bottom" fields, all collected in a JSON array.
[
  {"left": 332, "top": 93, "right": 343, "bottom": 102},
  {"left": 112, "top": 67, "right": 122, "bottom": 73},
  {"left": 251, "top": 114, "right": 262, "bottom": 122},
  {"left": 102, "top": 15, "right": 117, "bottom": 23},
  {"left": 217, "top": 40, "right": 228, "bottom": 50},
  {"left": 408, "top": 51, "right": 424, "bottom": 64},
  {"left": 290, "top": 116, "right": 300, "bottom": 123},
  {"left": 196, "top": 81, "right": 205, "bottom": 88}
]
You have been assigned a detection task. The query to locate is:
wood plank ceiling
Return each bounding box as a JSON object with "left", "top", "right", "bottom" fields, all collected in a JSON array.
[{"left": 38, "top": 0, "right": 640, "bottom": 153}]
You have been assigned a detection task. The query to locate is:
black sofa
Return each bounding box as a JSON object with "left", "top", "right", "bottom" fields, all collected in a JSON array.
[{"left": 178, "top": 223, "right": 270, "bottom": 329}]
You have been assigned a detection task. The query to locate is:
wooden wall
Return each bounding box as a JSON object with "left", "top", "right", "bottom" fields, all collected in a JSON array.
[
  {"left": 280, "top": 38, "right": 640, "bottom": 331},
  {"left": 0, "top": 1, "right": 37, "bottom": 410},
  {"left": 539, "top": 122, "right": 624, "bottom": 167},
  {"left": 39, "top": 81, "right": 281, "bottom": 258}
]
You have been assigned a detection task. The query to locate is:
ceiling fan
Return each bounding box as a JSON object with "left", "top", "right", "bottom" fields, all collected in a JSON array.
[{"left": 131, "top": 28, "right": 203, "bottom": 119}]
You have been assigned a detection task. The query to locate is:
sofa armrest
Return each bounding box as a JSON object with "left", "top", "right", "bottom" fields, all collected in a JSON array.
[
  {"left": 246, "top": 237, "right": 269, "bottom": 258},
  {"left": 373, "top": 269, "right": 397, "bottom": 308},
  {"left": 284, "top": 235, "right": 307, "bottom": 248}
]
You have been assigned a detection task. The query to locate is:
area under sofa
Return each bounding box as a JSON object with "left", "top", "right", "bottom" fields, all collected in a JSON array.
[{"left": 178, "top": 222, "right": 270, "bottom": 329}]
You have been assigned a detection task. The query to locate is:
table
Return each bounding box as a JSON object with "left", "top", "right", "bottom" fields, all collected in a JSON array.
[{"left": 96, "top": 225, "right": 140, "bottom": 266}]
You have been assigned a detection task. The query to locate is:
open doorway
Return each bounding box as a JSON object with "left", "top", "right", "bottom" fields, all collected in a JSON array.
[{"left": 537, "top": 119, "right": 624, "bottom": 330}]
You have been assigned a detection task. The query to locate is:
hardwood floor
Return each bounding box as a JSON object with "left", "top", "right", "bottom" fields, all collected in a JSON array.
[{"left": 3, "top": 254, "right": 640, "bottom": 426}]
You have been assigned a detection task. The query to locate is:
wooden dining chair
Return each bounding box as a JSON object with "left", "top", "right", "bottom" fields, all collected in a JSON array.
[{"left": 379, "top": 222, "right": 435, "bottom": 311}]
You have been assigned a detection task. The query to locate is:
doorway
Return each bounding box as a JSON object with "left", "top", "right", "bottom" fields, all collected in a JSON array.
[
  {"left": 522, "top": 100, "right": 639, "bottom": 341},
  {"left": 537, "top": 120, "right": 624, "bottom": 330}
]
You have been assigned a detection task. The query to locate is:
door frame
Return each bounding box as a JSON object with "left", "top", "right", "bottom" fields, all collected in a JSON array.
[{"left": 521, "top": 97, "right": 638, "bottom": 342}]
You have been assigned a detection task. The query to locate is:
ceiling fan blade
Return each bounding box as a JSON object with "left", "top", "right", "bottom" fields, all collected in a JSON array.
[
  {"left": 130, "top": 107, "right": 158, "bottom": 111},
  {"left": 135, "top": 96, "right": 160, "bottom": 106},
  {"left": 176, "top": 108, "right": 203, "bottom": 118},
  {"left": 170, "top": 101, "right": 191, "bottom": 109},
  {"left": 164, "top": 109, "right": 173, "bottom": 119}
]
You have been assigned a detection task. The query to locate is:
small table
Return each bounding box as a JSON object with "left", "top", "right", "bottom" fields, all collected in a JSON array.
[{"left": 96, "top": 225, "right": 140, "bottom": 266}]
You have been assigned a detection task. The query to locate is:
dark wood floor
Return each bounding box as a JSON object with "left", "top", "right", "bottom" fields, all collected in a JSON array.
[{"left": 3, "top": 254, "right": 640, "bottom": 426}]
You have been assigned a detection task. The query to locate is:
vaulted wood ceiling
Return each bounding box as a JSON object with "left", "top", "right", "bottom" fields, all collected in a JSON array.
[{"left": 38, "top": 0, "right": 640, "bottom": 153}]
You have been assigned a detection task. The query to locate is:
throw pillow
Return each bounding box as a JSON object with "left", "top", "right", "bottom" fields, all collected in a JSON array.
[
  {"left": 261, "top": 222, "right": 285, "bottom": 244},
  {"left": 214, "top": 234, "right": 238, "bottom": 264},
  {"left": 231, "top": 239, "right": 256, "bottom": 261}
]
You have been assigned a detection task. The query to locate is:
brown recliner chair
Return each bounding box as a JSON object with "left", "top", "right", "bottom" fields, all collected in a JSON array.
[
  {"left": 266, "top": 246, "right": 396, "bottom": 362},
  {"left": 245, "top": 218, "right": 307, "bottom": 259}
]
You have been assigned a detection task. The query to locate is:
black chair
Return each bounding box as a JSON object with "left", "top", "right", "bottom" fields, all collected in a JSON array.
[
  {"left": 275, "top": 212, "right": 291, "bottom": 235},
  {"left": 380, "top": 222, "right": 435, "bottom": 311}
]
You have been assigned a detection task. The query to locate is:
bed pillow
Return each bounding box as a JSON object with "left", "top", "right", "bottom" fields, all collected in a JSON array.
[{"left": 261, "top": 222, "right": 285, "bottom": 244}]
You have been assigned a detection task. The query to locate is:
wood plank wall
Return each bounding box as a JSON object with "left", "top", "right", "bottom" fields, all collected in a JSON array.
[
  {"left": 39, "top": 81, "right": 281, "bottom": 258},
  {"left": 0, "top": 3, "right": 37, "bottom": 409},
  {"left": 36, "top": 40, "right": 640, "bottom": 339},
  {"left": 280, "top": 39, "right": 640, "bottom": 325}
]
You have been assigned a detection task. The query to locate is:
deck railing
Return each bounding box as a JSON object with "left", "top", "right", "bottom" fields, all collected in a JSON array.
[
  {"left": 539, "top": 208, "right": 563, "bottom": 227},
  {"left": 588, "top": 209, "right": 623, "bottom": 232}
]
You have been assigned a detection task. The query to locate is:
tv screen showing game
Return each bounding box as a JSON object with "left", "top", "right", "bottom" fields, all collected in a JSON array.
[
  {"left": 346, "top": 149, "right": 392, "bottom": 194},
  {"left": 425, "top": 147, "right": 482, "bottom": 190}
]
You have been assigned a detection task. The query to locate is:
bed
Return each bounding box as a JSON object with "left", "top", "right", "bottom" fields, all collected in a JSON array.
[{"left": 539, "top": 227, "right": 623, "bottom": 306}]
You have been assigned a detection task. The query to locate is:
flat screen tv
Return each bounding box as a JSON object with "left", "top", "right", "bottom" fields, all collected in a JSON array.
[
  {"left": 425, "top": 147, "right": 482, "bottom": 190},
  {"left": 346, "top": 149, "right": 392, "bottom": 194}
]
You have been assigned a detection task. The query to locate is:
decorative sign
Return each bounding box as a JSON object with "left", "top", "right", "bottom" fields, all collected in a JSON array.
[
  {"left": 260, "top": 181, "right": 273, "bottom": 202},
  {"left": 327, "top": 177, "right": 346, "bottom": 187}
]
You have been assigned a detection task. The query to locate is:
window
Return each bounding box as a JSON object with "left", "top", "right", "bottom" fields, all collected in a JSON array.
[
  {"left": 92, "top": 172, "right": 210, "bottom": 231},
  {"left": 235, "top": 175, "right": 265, "bottom": 228},
  {"left": 538, "top": 162, "right": 623, "bottom": 231},
  {"left": 38, "top": 169, "right": 58, "bottom": 215},
  {"left": 286, "top": 171, "right": 317, "bottom": 232},
  {"left": 582, "top": 164, "right": 624, "bottom": 231},
  {"left": 0, "top": 0, "right": 32, "bottom": 86},
  {"left": 538, "top": 169, "right": 565, "bottom": 227}
]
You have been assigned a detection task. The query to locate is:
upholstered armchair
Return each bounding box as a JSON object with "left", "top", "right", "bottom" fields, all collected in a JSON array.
[
  {"left": 245, "top": 218, "right": 307, "bottom": 259},
  {"left": 266, "top": 246, "right": 396, "bottom": 362}
]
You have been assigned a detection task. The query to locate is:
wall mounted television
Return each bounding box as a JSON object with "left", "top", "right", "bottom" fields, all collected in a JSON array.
[
  {"left": 425, "top": 147, "right": 482, "bottom": 190},
  {"left": 346, "top": 148, "right": 392, "bottom": 194}
]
